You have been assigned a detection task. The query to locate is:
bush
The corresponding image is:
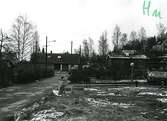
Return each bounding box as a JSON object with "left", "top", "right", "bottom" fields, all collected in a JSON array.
[
  {"left": 13, "top": 62, "right": 54, "bottom": 84},
  {"left": 88, "top": 59, "right": 145, "bottom": 80},
  {"left": 0, "top": 60, "right": 13, "bottom": 88},
  {"left": 68, "top": 69, "right": 90, "bottom": 84}
]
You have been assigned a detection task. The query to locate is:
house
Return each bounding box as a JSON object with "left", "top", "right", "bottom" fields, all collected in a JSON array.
[
  {"left": 122, "top": 50, "right": 136, "bottom": 56},
  {"left": 31, "top": 53, "right": 80, "bottom": 71},
  {"left": 107, "top": 55, "right": 148, "bottom": 79}
]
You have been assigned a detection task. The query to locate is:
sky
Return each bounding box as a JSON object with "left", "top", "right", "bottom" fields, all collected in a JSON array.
[{"left": 0, "top": 0, "right": 167, "bottom": 53}]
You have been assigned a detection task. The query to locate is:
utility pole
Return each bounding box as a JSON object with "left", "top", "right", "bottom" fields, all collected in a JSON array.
[
  {"left": 45, "top": 36, "right": 56, "bottom": 76},
  {"left": 45, "top": 36, "right": 48, "bottom": 76},
  {"left": 79, "top": 45, "right": 81, "bottom": 56},
  {"left": 79, "top": 45, "right": 82, "bottom": 70},
  {"left": 0, "top": 30, "right": 3, "bottom": 82},
  {"left": 0, "top": 29, "right": 4, "bottom": 66},
  {"left": 71, "top": 41, "right": 73, "bottom": 54},
  {"left": 0, "top": 29, "right": 3, "bottom": 54}
]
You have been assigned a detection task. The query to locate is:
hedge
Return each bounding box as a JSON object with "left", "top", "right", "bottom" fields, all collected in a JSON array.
[
  {"left": 13, "top": 62, "right": 54, "bottom": 84},
  {"left": 68, "top": 68, "right": 90, "bottom": 84}
]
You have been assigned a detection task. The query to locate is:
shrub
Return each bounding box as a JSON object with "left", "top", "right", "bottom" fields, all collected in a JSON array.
[
  {"left": 0, "top": 60, "right": 13, "bottom": 88},
  {"left": 13, "top": 62, "right": 54, "bottom": 84},
  {"left": 68, "top": 69, "right": 90, "bottom": 84}
]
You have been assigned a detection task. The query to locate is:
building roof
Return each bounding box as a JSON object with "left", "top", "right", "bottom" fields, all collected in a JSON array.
[
  {"left": 108, "top": 54, "right": 148, "bottom": 60},
  {"left": 31, "top": 53, "right": 80, "bottom": 64},
  {"left": 122, "top": 50, "right": 136, "bottom": 56}
]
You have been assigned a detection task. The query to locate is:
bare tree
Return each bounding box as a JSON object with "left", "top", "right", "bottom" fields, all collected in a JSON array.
[
  {"left": 112, "top": 25, "right": 121, "bottom": 51},
  {"left": 0, "top": 29, "right": 14, "bottom": 53},
  {"left": 32, "top": 31, "right": 40, "bottom": 53},
  {"left": 74, "top": 48, "right": 80, "bottom": 54},
  {"left": 156, "top": 23, "right": 167, "bottom": 52},
  {"left": 138, "top": 27, "right": 147, "bottom": 52},
  {"left": 74, "top": 45, "right": 81, "bottom": 55},
  {"left": 157, "top": 23, "right": 166, "bottom": 38},
  {"left": 120, "top": 33, "right": 127, "bottom": 49},
  {"left": 11, "top": 15, "right": 35, "bottom": 61},
  {"left": 138, "top": 27, "right": 147, "bottom": 41},
  {"left": 129, "top": 31, "right": 138, "bottom": 41},
  {"left": 88, "top": 37, "right": 94, "bottom": 57},
  {"left": 98, "top": 31, "right": 109, "bottom": 56},
  {"left": 82, "top": 39, "right": 89, "bottom": 57},
  {"left": 0, "top": 30, "right": 6, "bottom": 53}
]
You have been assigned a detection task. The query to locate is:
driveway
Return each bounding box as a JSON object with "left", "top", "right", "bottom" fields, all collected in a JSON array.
[{"left": 0, "top": 72, "right": 68, "bottom": 118}]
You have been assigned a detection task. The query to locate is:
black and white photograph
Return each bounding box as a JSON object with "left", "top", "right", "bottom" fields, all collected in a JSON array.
[{"left": 0, "top": 0, "right": 167, "bottom": 120}]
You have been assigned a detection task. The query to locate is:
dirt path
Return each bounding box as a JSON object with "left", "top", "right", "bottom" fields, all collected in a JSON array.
[{"left": 0, "top": 72, "right": 68, "bottom": 118}]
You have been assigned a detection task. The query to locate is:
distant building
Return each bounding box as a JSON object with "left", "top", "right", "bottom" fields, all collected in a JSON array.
[
  {"left": 107, "top": 55, "right": 148, "bottom": 79},
  {"left": 122, "top": 50, "right": 136, "bottom": 56},
  {"left": 31, "top": 53, "right": 80, "bottom": 71}
]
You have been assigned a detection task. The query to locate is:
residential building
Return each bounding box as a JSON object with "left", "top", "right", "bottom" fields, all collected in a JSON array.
[{"left": 31, "top": 53, "right": 80, "bottom": 71}]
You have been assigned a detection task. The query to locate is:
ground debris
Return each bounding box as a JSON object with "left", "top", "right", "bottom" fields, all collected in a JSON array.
[
  {"left": 30, "top": 108, "right": 64, "bottom": 121},
  {"left": 9, "top": 86, "right": 167, "bottom": 121}
]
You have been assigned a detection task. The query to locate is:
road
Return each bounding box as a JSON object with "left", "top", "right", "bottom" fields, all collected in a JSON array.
[{"left": 0, "top": 72, "right": 68, "bottom": 119}]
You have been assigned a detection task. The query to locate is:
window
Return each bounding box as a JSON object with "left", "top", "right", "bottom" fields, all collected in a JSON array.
[{"left": 58, "top": 56, "right": 62, "bottom": 59}]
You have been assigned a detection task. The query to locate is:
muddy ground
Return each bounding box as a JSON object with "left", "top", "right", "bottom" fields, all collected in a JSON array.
[{"left": 8, "top": 85, "right": 167, "bottom": 121}]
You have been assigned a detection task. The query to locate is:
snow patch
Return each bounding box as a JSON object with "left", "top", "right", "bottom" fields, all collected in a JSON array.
[
  {"left": 138, "top": 92, "right": 167, "bottom": 97},
  {"left": 86, "top": 98, "right": 110, "bottom": 107},
  {"left": 111, "top": 102, "right": 134, "bottom": 108},
  {"left": 52, "top": 90, "right": 59, "bottom": 96},
  {"left": 31, "top": 108, "right": 64, "bottom": 121},
  {"left": 86, "top": 98, "right": 134, "bottom": 108},
  {"left": 97, "top": 92, "right": 115, "bottom": 96},
  {"left": 84, "top": 88, "right": 99, "bottom": 91},
  {"left": 157, "top": 98, "right": 167, "bottom": 103}
]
